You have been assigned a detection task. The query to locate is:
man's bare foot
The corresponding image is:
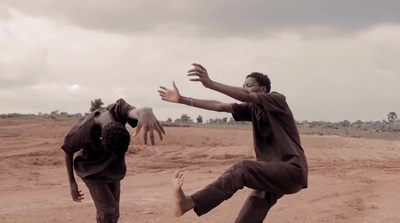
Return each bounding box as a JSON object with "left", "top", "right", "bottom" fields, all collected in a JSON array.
[{"left": 171, "top": 170, "right": 195, "bottom": 217}]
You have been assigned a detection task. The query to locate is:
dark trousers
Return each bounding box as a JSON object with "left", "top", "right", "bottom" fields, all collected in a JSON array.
[
  {"left": 85, "top": 181, "right": 121, "bottom": 223},
  {"left": 191, "top": 160, "right": 304, "bottom": 223}
]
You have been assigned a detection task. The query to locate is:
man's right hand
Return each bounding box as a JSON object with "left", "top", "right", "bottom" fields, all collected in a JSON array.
[{"left": 70, "top": 181, "right": 84, "bottom": 202}]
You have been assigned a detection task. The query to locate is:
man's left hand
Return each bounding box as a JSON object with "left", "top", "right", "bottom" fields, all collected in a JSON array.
[{"left": 133, "top": 107, "right": 165, "bottom": 145}]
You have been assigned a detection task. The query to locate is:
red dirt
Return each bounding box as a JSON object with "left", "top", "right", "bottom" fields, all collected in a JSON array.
[{"left": 0, "top": 119, "right": 399, "bottom": 222}]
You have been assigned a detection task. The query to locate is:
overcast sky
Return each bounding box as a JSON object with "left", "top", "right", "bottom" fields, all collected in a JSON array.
[{"left": 1, "top": 0, "right": 400, "bottom": 122}]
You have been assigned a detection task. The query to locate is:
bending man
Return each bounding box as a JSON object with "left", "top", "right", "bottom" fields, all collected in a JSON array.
[{"left": 61, "top": 98, "right": 165, "bottom": 223}]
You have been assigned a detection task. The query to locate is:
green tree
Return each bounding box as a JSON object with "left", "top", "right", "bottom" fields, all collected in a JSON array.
[
  {"left": 196, "top": 115, "right": 203, "bottom": 124},
  {"left": 388, "top": 112, "right": 397, "bottom": 123},
  {"left": 90, "top": 99, "right": 104, "bottom": 112},
  {"left": 180, "top": 113, "right": 192, "bottom": 123},
  {"left": 339, "top": 120, "right": 350, "bottom": 127}
]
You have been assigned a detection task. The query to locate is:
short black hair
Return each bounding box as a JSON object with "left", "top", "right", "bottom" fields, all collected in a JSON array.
[
  {"left": 246, "top": 72, "right": 271, "bottom": 93},
  {"left": 101, "top": 122, "right": 131, "bottom": 155}
]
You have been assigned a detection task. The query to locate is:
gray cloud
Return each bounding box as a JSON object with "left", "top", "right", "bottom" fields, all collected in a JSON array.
[
  {"left": 1, "top": 1, "right": 400, "bottom": 122},
  {"left": 1, "top": 0, "right": 400, "bottom": 37},
  {"left": 0, "top": 47, "right": 47, "bottom": 88},
  {"left": 0, "top": 5, "right": 11, "bottom": 19}
]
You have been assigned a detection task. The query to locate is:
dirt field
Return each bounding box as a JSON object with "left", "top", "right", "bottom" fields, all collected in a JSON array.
[{"left": 0, "top": 119, "right": 399, "bottom": 223}]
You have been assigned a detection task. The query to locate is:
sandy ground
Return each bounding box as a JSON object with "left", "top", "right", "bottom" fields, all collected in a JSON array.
[{"left": 0, "top": 119, "right": 399, "bottom": 223}]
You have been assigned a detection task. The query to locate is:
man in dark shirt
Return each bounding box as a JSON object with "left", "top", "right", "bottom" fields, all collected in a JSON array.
[
  {"left": 158, "top": 64, "right": 308, "bottom": 223},
  {"left": 61, "top": 98, "right": 165, "bottom": 223}
]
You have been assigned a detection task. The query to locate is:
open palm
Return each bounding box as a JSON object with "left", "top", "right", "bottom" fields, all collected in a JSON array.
[{"left": 158, "top": 81, "right": 181, "bottom": 103}]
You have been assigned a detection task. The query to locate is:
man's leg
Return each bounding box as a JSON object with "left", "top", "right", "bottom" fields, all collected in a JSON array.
[
  {"left": 86, "top": 181, "right": 120, "bottom": 223},
  {"left": 108, "top": 181, "right": 121, "bottom": 222},
  {"left": 190, "top": 160, "right": 302, "bottom": 216},
  {"left": 234, "top": 190, "right": 283, "bottom": 223},
  {"left": 171, "top": 170, "right": 195, "bottom": 217}
]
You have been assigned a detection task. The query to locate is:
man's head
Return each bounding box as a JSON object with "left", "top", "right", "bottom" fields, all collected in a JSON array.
[
  {"left": 244, "top": 72, "right": 271, "bottom": 93},
  {"left": 101, "top": 122, "right": 131, "bottom": 155}
]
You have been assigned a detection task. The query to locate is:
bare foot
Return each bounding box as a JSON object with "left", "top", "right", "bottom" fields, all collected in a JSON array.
[{"left": 171, "top": 170, "right": 195, "bottom": 217}]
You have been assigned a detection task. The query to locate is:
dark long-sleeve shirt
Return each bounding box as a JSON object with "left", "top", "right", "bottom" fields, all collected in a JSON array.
[
  {"left": 61, "top": 99, "right": 137, "bottom": 183},
  {"left": 232, "top": 91, "right": 308, "bottom": 188}
]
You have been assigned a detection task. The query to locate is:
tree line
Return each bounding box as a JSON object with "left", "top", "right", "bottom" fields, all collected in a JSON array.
[{"left": 1, "top": 98, "right": 398, "bottom": 127}]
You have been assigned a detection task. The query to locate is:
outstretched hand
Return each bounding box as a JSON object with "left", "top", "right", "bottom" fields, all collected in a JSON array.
[
  {"left": 158, "top": 81, "right": 180, "bottom": 103},
  {"left": 133, "top": 108, "right": 165, "bottom": 145},
  {"left": 187, "top": 63, "right": 212, "bottom": 88}
]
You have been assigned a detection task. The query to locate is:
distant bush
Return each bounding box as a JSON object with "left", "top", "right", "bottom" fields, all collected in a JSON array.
[
  {"left": 0, "top": 113, "right": 84, "bottom": 122},
  {"left": 161, "top": 122, "right": 190, "bottom": 127}
]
